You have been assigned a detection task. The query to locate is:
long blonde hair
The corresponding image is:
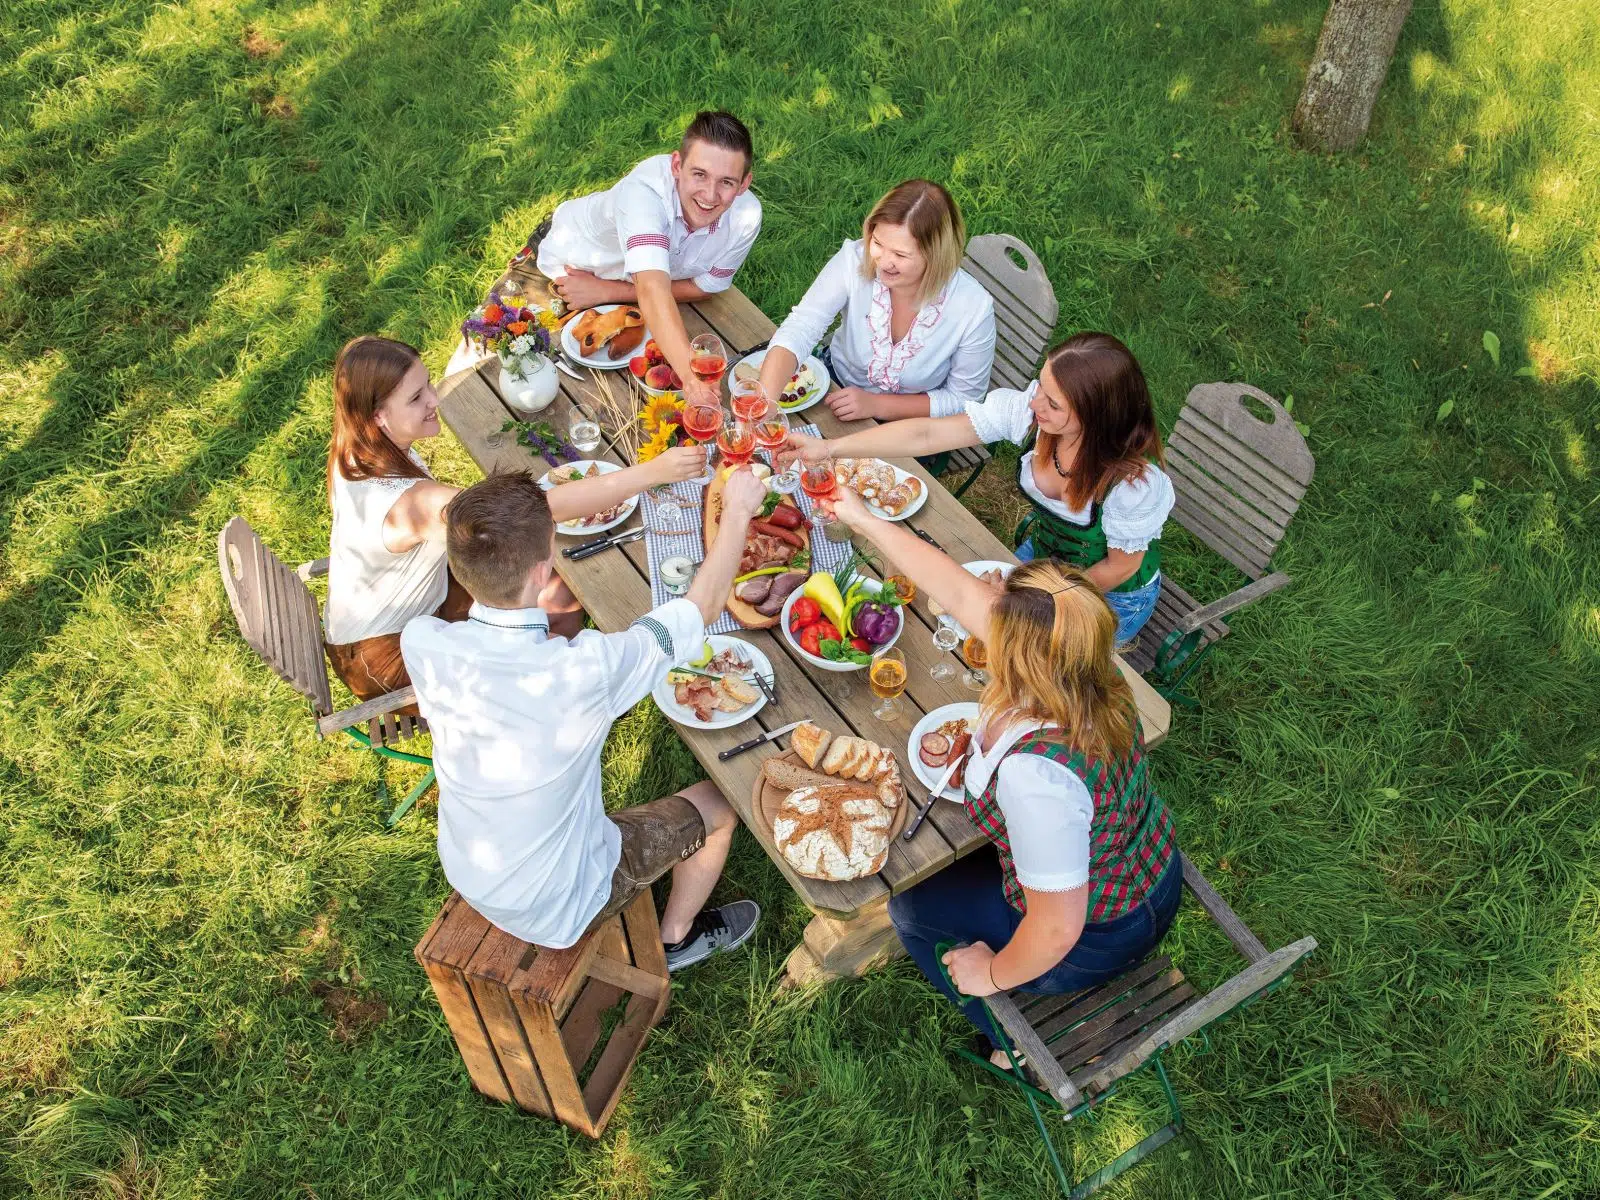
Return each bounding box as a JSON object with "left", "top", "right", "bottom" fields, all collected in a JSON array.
[
  {"left": 980, "top": 560, "right": 1137, "bottom": 764},
  {"left": 860, "top": 179, "right": 965, "bottom": 309}
]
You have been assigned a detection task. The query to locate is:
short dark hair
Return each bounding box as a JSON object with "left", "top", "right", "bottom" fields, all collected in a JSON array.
[
  {"left": 680, "top": 111, "right": 754, "bottom": 175},
  {"left": 444, "top": 472, "right": 555, "bottom": 608}
]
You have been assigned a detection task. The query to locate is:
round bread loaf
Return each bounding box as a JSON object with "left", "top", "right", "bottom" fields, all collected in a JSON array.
[{"left": 773, "top": 783, "right": 893, "bottom": 881}]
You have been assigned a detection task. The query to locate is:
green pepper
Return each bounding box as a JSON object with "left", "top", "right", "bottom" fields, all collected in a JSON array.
[{"left": 734, "top": 565, "right": 791, "bottom": 584}]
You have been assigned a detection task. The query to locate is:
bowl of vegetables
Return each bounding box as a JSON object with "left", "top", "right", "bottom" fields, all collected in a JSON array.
[{"left": 781, "top": 561, "right": 905, "bottom": 672}]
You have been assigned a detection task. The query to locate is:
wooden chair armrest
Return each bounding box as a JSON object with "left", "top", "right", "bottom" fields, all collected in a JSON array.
[
  {"left": 318, "top": 687, "right": 417, "bottom": 738},
  {"left": 1181, "top": 853, "right": 1268, "bottom": 963},
  {"left": 297, "top": 557, "right": 330, "bottom": 581},
  {"left": 1079, "top": 936, "right": 1318, "bottom": 1097},
  {"left": 1177, "top": 572, "right": 1291, "bottom": 634},
  {"left": 985, "top": 992, "right": 1087, "bottom": 1112}
]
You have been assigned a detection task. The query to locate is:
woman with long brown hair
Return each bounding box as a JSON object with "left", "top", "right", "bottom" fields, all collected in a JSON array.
[
  {"left": 756, "top": 179, "right": 995, "bottom": 424},
  {"left": 822, "top": 486, "right": 1182, "bottom": 1060},
  {"left": 322, "top": 335, "right": 704, "bottom": 702},
  {"left": 784, "top": 331, "right": 1172, "bottom": 643}
]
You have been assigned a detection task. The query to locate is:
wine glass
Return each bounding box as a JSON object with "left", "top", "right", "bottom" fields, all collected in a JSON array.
[
  {"left": 729, "top": 376, "right": 766, "bottom": 423},
  {"left": 682, "top": 398, "right": 723, "bottom": 484},
  {"left": 569, "top": 418, "right": 602, "bottom": 455},
  {"left": 961, "top": 635, "right": 990, "bottom": 692},
  {"left": 930, "top": 618, "right": 960, "bottom": 681},
  {"left": 716, "top": 415, "right": 756, "bottom": 468},
  {"left": 689, "top": 333, "right": 727, "bottom": 392},
  {"left": 869, "top": 647, "right": 908, "bottom": 721},
  {"left": 750, "top": 397, "right": 795, "bottom": 486},
  {"left": 798, "top": 455, "right": 838, "bottom": 529}
]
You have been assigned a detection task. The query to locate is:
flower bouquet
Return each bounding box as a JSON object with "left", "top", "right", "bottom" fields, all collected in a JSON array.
[{"left": 462, "top": 290, "right": 565, "bottom": 413}]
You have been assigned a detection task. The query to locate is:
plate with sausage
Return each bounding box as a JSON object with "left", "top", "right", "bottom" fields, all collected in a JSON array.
[{"left": 908, "top": 702, "right": 980, "bottom": 801}]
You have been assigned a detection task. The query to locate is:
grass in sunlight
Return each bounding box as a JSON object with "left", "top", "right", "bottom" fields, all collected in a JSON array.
[{"left": 1, "top": 0, "right": 1597, "bottom": 1196}]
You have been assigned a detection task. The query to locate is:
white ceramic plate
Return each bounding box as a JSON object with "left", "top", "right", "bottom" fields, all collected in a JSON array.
[
  {"left": 838, "top": 458, "right": 931, "bottom": 522},
  {"left": 539, "top": 460, "right": 639, "bottom": 535},
  {"left": 780, "top": 576, "right": 904, "bottom": 672},
  {"left": 931, "top": 560, "right": 1017, "bottom": 640},
  {"left": 907, "top": 702, "right": 981, "bottom": 801},
  {"left": 652, "top": 636, "right": 772, "bottom": 730},
  {"left": 560, "top": 304, "right": 652, "bottom": 370},
  {"left": 730, "top": 349, "right": 831, "bottom": 414}
]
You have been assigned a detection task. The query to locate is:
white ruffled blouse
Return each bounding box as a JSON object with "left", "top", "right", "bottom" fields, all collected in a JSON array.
[
  {"left": 769, "top": 239, "right": 996, "bottom": 417},
  {"left": 963, "top": 383, "right": 1175, "bottom": 554}
]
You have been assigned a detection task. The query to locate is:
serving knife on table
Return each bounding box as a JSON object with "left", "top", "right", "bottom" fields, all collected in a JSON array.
[
  {"left": 565, "top": 528, "right": 643, "bottom": 560},
  {"left": 903, "top": 751, "right": 968, "bottom": 841},
  {"left": 718, "top": 718, "right": 806, "bottom": 761}
]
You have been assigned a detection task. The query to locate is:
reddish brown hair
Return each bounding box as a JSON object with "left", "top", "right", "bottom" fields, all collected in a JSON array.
[
  {"left": 445, "top": 472, "right": 555, "bottom": 608},
  {"left": 1037, "top": 332, "right": 1164, "bottom": 510},
  {"left": 327, "top": 336, "right": 429, "bottom": 497}
]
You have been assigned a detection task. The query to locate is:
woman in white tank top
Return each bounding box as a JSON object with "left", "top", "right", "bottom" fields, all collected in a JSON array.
[{"left": 322, "top": 336, "right": 706, "bottom": 702}]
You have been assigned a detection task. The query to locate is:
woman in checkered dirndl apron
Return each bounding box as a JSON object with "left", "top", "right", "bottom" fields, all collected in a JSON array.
[{"left": 821, "top": 485, "right": 1184, "bottom": 1058}]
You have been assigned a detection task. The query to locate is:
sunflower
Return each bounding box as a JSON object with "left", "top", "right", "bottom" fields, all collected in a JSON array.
[
  {"left": 636, "top": 423, "right": 676, "bottom": 463},
  {"left": 640, "top": 392, "right": 682, "bottom": 432}
]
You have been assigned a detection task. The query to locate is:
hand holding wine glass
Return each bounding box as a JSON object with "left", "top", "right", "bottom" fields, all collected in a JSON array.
[{"left": 782, "top": 430, "right": 831, "bottom": 464}]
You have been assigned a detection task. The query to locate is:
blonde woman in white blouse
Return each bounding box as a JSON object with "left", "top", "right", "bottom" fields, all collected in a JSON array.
[
  {"left": 756, "top": 179, "right": 995, "bottom": 424},
  {"left": 785, "top": 332, "right": 1175, "bottom": 644}
]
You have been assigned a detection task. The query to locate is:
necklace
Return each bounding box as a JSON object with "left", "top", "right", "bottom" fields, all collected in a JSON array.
[{"left": 1050, "top": 434, "right": 1081, "bottom": 479}]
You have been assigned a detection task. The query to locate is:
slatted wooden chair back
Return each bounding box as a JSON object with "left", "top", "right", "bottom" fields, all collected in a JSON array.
[
  {"left": 962, "top": 234, "right": 1058, "bottom": 390},
  {"left": 1165, "top": 383, "right": 1315, "bottom": 580},
  {"left": 217, "top": 516, "right": 334, "bottom": 719}
]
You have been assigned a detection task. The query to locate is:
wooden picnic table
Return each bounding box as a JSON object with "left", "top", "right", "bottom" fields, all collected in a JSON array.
[{"left": 437, "top": 270, "right": 1171, "bottom": 985}]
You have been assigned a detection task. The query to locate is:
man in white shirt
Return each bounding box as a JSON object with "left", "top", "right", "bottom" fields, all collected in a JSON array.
[
  {"left": 401, "top": 465, "right": 769, "bottom": 969},
  {"left": 537, "top": 110, "right": 761, "bottom": 412}
]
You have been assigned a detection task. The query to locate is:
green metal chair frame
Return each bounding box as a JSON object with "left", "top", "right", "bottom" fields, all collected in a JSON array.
[
  {"left": 1014, "top": 383, "right": 1315, "bottom": 705},
  {"left": 938, "top": 854, "right": 1316, "bottom": 1198},
  {"left": 216, "top": 516, "right": 435, "bottom": 827}
]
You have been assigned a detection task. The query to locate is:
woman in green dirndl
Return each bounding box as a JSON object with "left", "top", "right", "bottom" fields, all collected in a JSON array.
[{"left": 784, "top": 331, "right": 1173, "bottom": 644}]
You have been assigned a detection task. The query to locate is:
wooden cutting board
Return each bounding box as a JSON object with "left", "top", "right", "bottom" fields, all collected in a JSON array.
[{"left": 751, "top": 750, "right": 909, "bottom": 880}]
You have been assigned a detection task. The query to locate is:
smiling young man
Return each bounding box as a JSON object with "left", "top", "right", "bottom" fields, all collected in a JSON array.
[
  {"left": 536, "top": 110, "right": 761, "bottom": 410},
  {"left": 400, "top": 465, "right": 769, "bottom": 969}
]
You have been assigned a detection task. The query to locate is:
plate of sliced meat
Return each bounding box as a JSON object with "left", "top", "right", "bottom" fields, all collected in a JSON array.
[
  {"left": 652, "top": 636, "right": 772, "bottom": 729},
  {"left": 908, "top": 702, "right": 979, "bottom": 800}
]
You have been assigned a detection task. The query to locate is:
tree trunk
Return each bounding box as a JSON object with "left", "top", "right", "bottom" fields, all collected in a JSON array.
[{"left": 1293, "top": 0, "right": 1414, "bottom": 152}]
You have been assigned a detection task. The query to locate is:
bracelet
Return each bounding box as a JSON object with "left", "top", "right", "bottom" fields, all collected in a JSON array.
[{"left": 986, "top": 961, "right": 1000, "bottom": 993}]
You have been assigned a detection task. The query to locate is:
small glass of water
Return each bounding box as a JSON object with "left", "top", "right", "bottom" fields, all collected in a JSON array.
[
  {"left": 930, "top": 618, "right": 960, "bottom": 681},
  {"left": 570, "top": 418, "right": 602, "bottom": 455}
]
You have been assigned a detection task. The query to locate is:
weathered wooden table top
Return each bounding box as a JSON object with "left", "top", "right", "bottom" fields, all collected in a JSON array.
[{"left": 437, "top": 272, "right": 1170, "bottom": 920}]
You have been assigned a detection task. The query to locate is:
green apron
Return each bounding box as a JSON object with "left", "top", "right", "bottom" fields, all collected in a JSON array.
[{"left": 1016, "top": 439, "right": 1161, "bottom": 594}]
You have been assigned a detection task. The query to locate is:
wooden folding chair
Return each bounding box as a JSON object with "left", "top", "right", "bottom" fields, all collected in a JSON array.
[
  {"left": 928, "top": 234, "right": 1059, "bottom": 497},
  {"left": 216, "top": 516, "right": 436, "bottom": 826},
  {"left": 941, "top": 855, "right": 1316, "bottom": 1198},
  {"left": 1119, "top": 383, "right": 1314, "bottom": 705}
]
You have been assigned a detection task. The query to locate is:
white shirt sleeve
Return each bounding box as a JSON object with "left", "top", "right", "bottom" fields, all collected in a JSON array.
[
  {"left": 962, "top": 383, "right": 1037, "bottom": 447},
  {"left": 693, "top": 199, "right": 762, "bottom": 293},
  {"left": 598, "top": 598, "right": 706, "bottom": 718},
  {"left": 612, "top": 178, "right": 673, "bottom": 277},
  {"left": 995, "top": 754, "right": 1095, "bottom": 892},
  {"left": 927, "top": 298, "right": 996, "bottom": 417},
  {"left": 1102, "top": 465, "right": 1177, "bottom": 554},
  {"left": 770, "top": 241, "right": 858, "bottom": 363}
]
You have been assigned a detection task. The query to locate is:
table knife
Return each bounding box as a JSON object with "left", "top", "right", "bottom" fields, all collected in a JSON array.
[
  {"left": 567, "top": 528, "right": 643, "bottom": 560},
  {"left": 554, "top": 356, "right": 584, "bottom": 380},
  {"left": 563, "top": 527, "right": 640, "bottom": 558},
  {"left": 904, "top": 752, "right": 967, "bottom": 841},
  {"left": 718, "top": 719, "right": 806, "bottom": 761}
]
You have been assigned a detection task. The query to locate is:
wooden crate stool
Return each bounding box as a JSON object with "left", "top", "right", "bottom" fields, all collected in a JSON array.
[{"left": 414, "top": 889, "right": 671, "bottom": 1138}]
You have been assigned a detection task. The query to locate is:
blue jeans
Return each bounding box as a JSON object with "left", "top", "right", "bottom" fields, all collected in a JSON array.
[
  {"left": 1015, "top": 539, "right": 1162, "bottom": 644},
  {"left": 889, "top": 846, "right": 1183, "bottom": 1048}
]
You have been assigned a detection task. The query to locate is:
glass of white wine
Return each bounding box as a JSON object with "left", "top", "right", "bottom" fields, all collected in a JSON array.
[{"left": 869, "top": 647, "right": 908, "bottom": 721}]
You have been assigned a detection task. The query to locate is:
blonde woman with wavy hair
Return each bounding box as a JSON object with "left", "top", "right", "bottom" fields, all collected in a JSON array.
[
  {"left": 824, "top": 488, "right": 1182, "bottom": 1064},
  {"left": 757, "top": 179, "right": 995, "bottom": 424}
]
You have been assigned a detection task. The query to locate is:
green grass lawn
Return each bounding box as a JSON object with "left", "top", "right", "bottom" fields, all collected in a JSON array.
[{"left": 3, "top": 0, "right": 1597, "bottom": 1195}]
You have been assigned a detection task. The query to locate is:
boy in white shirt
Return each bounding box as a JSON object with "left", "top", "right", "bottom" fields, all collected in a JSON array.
[
  {"left": 401, "top": 465, "right": 768, "bottom": 969},
  {"left": 537, "top": 110, "right": 762, "bottom": 413}
]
